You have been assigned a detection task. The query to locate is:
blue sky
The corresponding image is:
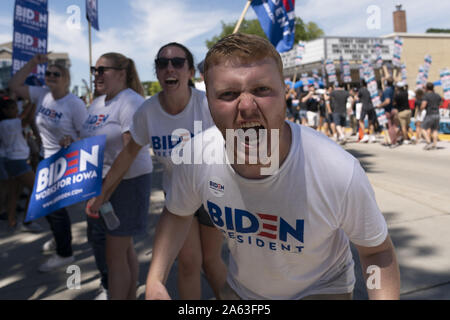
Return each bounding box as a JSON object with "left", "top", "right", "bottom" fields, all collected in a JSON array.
[{"left": 1, "top": 0, "right": 450, "bottom": 93}]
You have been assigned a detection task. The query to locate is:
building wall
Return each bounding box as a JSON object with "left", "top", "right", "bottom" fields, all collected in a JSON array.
[
  {"left": 382, "top": 34, "right": 450, "bottom": 96},
  {"left": 402, "top": 36, "right": 450, "bottom": 95}
]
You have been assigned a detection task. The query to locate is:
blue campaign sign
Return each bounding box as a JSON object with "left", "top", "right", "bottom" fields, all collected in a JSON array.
[
  {"left": 12, "top": 0, "right": 48, "bottom": 84},
  {"left": 86, "top": 0, "right": 99, "bottom": 31},
  {"left": 16, "top": 0, "right": 47, "bottom": 10},
  {"left": 251, "top": 0, "right": 296, "bottom": 53},
  {"left": 25, "top": 135, "right": 106, "bottom": 222}
]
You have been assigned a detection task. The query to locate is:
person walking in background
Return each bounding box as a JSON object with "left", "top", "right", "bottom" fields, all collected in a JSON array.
[
  {"left": 285, "top": 83, "right": 297, "bottom": 123},
  {"left": 329, "top": 83, "right": 350, "bottom": 144},
  {"left": 413, "top": 88, "right": 425, "bottom": 144},
  {"left": 9, "top": 54, "right": 87, "bottom": 273},
  {"left": 394, "top": 81, "right": 412, "bottom": 144},
  {"left": 86, "top": 43, "right": 227, "bottom": 300},
  {"left": 82, "top": 53, "right": 153, "bottom": 300},
  {"left": 421, "top": 82, "right": 442, "bottom": 151},
  {"left": 358, "top": 80, "right": 378, "bottom": 144},
  {"left": 302, "top": 84, "right": 320, "bottom": 129},
  {"left": 347, "top": 87, "right": 358, "bottom": 137},
  {"left": 379, "top": 77, "right": 400, "bottom": 148}
]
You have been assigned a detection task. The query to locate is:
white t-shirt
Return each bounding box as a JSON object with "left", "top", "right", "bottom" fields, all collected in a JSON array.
[
  {"left": 0, "top": 119, "right": 30, "bottom": 160},
  {"left": 165, "top": 122, "right": 388, "bottom": 300},
  {"left": 81, "top": 88, "right": 153, "bottom": 179},
  {"left": 130, "top": 88, "right": 214, "bottom": 192},
  {"left": 29, "top": 86, "right": 87, "bottom": 158}
]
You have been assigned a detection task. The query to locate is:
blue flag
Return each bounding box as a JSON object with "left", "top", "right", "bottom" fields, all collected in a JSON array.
[
  {"left": 12, "top": 0, "right": 49, "bottom": 84},
  {"left": 25, "top": 136, "right": 106, "bottom": 222},
  {"left": 251, "top": 0, "right": 296, "bottom": 53},
  {"left": 86, "top": 0, "right": 99, "bottom": 31}
]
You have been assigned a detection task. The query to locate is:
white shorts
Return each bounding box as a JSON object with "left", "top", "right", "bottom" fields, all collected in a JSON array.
[
  {"left": 307, "top": 111, "right": 318, "bottom": 127},
  {"left": 416, "top": 110, "right": 426, "bottom": 122}
]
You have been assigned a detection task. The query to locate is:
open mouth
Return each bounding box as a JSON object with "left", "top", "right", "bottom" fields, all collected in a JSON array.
[
  {"left": 237, "top": 122, "right": 267, "bottom": 148},
  {"left": 240, "top": 122, "right": 265, "bottom": 132},
  {"left": 165, "top": 78, "right": 179, "bottom": 85}
]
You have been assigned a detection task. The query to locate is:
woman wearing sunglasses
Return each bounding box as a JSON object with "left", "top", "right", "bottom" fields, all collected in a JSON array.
[
  {"left": 83, "top": 53, "right": 152, "bottom": 300},
  {"left": 9, "top": 53, "right": 87, "bottom": 272},
  {"left": 86, "top": 43, "right": 227, "bottom": 300}
]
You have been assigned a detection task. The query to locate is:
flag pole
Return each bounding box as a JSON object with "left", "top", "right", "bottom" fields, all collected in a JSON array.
[
  {"left": 88, "top": 21, "right": 93, "bottom": 104},
  {"left": 233, "top": 0, "right": 253, "bottom": 34}
]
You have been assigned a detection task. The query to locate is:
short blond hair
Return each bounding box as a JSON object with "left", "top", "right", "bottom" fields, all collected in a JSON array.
[{"left": 204, "top": 33, "right": 284, "bottom": 84}]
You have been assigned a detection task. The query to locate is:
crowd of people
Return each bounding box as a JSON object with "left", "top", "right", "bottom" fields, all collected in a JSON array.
[
  {"left": 284, "top": 77, "right": 444, "bottom": 150},
  {"left": 13, "top": 32, "right": 450, "bottom": 300}
]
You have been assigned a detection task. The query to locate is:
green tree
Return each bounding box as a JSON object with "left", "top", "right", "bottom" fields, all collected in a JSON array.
[
  {"left": 426, "top": 28, "right": 450, "bottom": 34},
  {"left": 142, "top": 81, "right": 162, "bottom": 96},
  {"left": 206, "top": 17, "right": 324, "bottom": 49}
]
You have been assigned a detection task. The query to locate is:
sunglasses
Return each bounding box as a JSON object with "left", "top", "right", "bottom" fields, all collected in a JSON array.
[
  {"left": 45, "top": 71, "right": 61, "bottom": 78},
  {"left": 90, "top": 66, "right": 123, "bottom": 76},
  {"left": 155, "top": 57, "right": 186, "bottom": 69}
]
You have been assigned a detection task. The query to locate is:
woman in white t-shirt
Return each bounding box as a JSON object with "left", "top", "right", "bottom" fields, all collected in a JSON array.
[
  {"left": 86, "top": 43, "right": 227, "bottom": 299},
  {"left": 9, "top": 54, "right": 87, "bottom": 272},
  {"left": 83, "top": 53, "right": 153, "bottom": 300}
]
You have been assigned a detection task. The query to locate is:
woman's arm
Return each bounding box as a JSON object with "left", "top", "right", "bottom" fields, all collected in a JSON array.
[{"left": 9, "top": 54, "right": 48, "bottom": 100}]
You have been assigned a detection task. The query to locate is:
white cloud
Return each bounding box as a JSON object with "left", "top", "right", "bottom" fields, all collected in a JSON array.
[{"left": 48, "top": 0, "right": 236, "bottom": 82}]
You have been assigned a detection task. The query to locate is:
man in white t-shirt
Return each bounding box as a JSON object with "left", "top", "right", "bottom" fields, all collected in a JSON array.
[{"left": 145, "top": 34, "right": 400, "bottom": 300}]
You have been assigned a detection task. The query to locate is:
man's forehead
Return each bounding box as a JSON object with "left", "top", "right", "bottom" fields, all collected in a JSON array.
[{"left": 209, "top": 56, "right": 277, "bottom": 70}]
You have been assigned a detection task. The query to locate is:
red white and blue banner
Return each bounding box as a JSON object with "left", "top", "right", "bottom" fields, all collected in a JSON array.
[
  {"left": 295, "top": 41, "right": 305, "bottom": 65},
  {"left": 401, "top": 63, "right": 407, "bottom": 81},
  {"left": 251, "top": 0, "right": 296, "bottom": 53},
  {"left": 362, "top": 60, "right": 382, "bottom": 111},
  {"left": 12, "top": 0, "right": 48, "bottom": 85},
  {"left": 416, "top": 65, "right": 425, "bottom": 89},
  {"left": 325, "top": 59, "right": 337, "bottom": 86},
  {"left": 374, "top": 41, "right": 383, "bottom": 69},
  {"left": 86, "top": 0, "right": 99, "bottom": 31},
  {"left": 441, "top": 68, "right": 450, "bottom": 101},
  {"left": 25, "top": 136, "right": 106, "bottom": 222},
  {"left": 422, "top": 55, "right": 432, "bottom": 83},
  {"left": 342, "top": 60, "right": 352, "bottom": 83},
  {"left": 392, "top": 37, "right": 403, "bottom": 68}
]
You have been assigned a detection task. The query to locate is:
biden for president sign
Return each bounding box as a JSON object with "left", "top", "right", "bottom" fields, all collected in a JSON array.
[{"left": 25, "top": 135, "right": 106, "bottom": 222}]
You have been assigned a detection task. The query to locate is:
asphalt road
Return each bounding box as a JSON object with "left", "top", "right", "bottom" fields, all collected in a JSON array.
[{"left": 0, "top": 135, "right": 449, "bottom": 300}]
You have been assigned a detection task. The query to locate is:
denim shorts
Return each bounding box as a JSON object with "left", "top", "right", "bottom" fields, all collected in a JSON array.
[
  {"left": 332, "top": 113, "right": 347, "bottom": 127},
  {"left": 422, "top": 114, "right": 440, "bottom": 131},
  {"left": 107, "top": 173, "right": 152, "bottom": 237},
  {"left": 0, "top": 157, "right": 8, "bottom": 180},
  {"left": 4, "top": 159, "right": 32, "bottom": 178},
  {"left": 299, "top": 110, "right": 308, "bottom": 120}
]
